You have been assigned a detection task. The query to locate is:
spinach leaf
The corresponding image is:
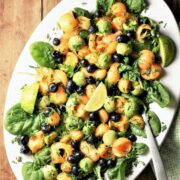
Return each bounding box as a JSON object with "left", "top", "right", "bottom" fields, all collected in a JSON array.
[
  {"left": 74, "top": 7, "right": 91, "bottom": 18},
  {"left": 107, "top": 158, "right": 132, "bottom": 180},
  {"left": 94, "top": 165, "right": 103, "bottom": 180},
  {"left": 130, "top": 124, "right": 147, "bottom": 138},
  {"left": 33, "top": 147, "right": 51, "bottom": 168},
  {"left": 5, "top": 103, "right": 46, "bottom": 135},
  {"left": 132, "top": 143, "right": 149, "bottom": 155},
  {"left": 119, "top": 63, "right": 132, "bottom": 73},
  {"left": 30, "top": 41, "right": 56, "bottom": 68},
  {"left": 125, "top": 0, "right": 148, "bottom": 14},
  {"left": 147, "top": 111, "right": 161, "bottom": 136},
  {"left": 146, "top": 81, "right": 171, "bottom": 108},
  {"left": 96, "top": 0, "right": 115, "bottom": 14},
  {"left": 22, "top": 162, "right": 44, "bottom": 180}
]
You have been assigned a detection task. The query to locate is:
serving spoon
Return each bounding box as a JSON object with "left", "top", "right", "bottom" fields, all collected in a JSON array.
[{"left": 142, "top": 114, "right": 168, "bottom": 180}]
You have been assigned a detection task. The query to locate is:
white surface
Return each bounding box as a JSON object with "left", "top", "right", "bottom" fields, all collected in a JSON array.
[{"left": 3, "top": 0, "right": 180, "bottom": 179}]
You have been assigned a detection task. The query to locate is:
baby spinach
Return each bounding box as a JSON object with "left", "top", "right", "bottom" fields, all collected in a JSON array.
[
  {"left": 124, "top": 0, "right": 148, "bottom": 14},
  {"left": 130, "top": 124, "right": 147, "bottom": 138},
  {"left": 22, "top": 162, "right": 44, "bottom": 180},
  {"left": 107, "top": 158, "right": 133, "bottom": 180},
  {"left": 33, "top": 148, "right": 51, "bottom": 168},
  {"left": 5, "top": 103, "right": 46, "bottom": 135},
  {"left": 147, "top": 111, "right": 161, "bottom": 136},
  {"left": 74, "top": 7, "right": 91, "bottom": 18},
  {"left": 30, "top": 41, "right": 56, "bottom": 68},
  {"left": 146, "top": 81, "right": 171, "bottom": 108},
  {"left": 132, "top": 143, "right": 149, "bottom": 155},
  {"left": 96, "top": 0, "right": 115, "bottom": 14}
]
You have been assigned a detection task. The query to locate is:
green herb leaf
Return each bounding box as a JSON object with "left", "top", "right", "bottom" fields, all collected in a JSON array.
[
  {"left": 96, "top": 0, "right": 115, "bottom": 14},
  {"left": 5, "top": 103, "right": 46, "bottom": 135},
  {"left": 58, "top": 64, "right": 74, "bottom": 77},
  {"left": 125, "top": 0, "right": 148, "bottom": 14},
  {"left": 74, "top": 7, "right": 91, "bottom": 18},
  {"left": 30, "top": 41, "right": 56, "bottom": 68}
]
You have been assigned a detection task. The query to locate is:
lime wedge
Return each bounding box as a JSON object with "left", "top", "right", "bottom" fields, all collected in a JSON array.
[
  {"left": 85, "top": 82, "right": 107, "bottom": 112},
  {"left": 20, "top": 82, "right": 39, "bottom": 114},
  {"left": 159, "top": 34, "right": 176, "bottom": 67}
]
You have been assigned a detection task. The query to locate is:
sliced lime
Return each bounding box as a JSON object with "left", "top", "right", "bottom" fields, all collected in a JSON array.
[
  {"left": 20, "top": 82, "right": 39, "bottom": 114},
  {"left": 85, "top": 82, "right": 107, "bottom": 112},
  {"left": 159, "top": 34, "right": 176, "bottom": 67}
]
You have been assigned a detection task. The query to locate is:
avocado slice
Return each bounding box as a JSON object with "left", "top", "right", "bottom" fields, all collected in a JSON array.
[{"left": 20, "top": 82, "right": 39, "bottom": 114}]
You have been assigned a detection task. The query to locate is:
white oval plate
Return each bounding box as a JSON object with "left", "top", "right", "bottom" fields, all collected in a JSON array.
[{"left": 3, "top": 0, "right": 180, "bottom": 179}]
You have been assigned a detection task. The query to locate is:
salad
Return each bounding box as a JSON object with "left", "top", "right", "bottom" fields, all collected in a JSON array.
[{"left": 4, "top": 0, "right": 176, "bottom": 179}]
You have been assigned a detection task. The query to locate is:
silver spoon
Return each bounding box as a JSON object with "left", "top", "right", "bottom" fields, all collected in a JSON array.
[{"left": 143, "top": 114, "right": 168, "bottom": 180}]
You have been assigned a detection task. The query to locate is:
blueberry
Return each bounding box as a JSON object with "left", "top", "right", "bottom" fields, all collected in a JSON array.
[
  {"left": 20, "top": 145, "right": 30, "bottom": 154},
  {"left": 126, "top": 31, "right": 135, "bottom": 39},
  {"left": 71, "top": 165, "right": 79, "bottom": 175},
  {"left": 52, "top": 38, "right": 60, "bottom": 46},
  {"left": 66, "top": 79, "right": 76, "bottom": 93},
  {"left": 89, "top": 111, "right": 99, "bottom": 121},
  {"left": 87, "top": 76, "right": 96, "bottom": 84},
  {"left": 49, "top": 83, "right": 58, "bottom": 92},
  {"left": 90, "top": 120, "right": 100, "bottom": 126},
  {"left": 108, "top": 85, "right": 119, "bottom": 96},
  {"left": 41, "top": 124, "right": 53, "bottom": 134},
  {"left": 87, "top": 135, "right": 98, "bottom": 144},
  {"left": 88, "top": 25, "right": 98, "bottom": 34},
  {"left": 80, "top": 59, "right": 89, "bottom": 67},
  {"left": 99, "top": 159, "right": 107, "bottom": 168},
  {"left": 67, "top": 155, "right": 76, "bottom": 163},
  {"left": 117, "top": 34, "right": 129, "bottom": 43},
  {"left": 94, "top": 10, "right": 102, "bottom": 18},
  {"left": 51, "top": 50, "right": 61, "bottom": 59},
  {"left": 44, "top": 107, "right": 52, "bottom": 116},
  {"left": 110, "top": 112, "right": 120, "bottom": 122},
  {"left": 107, "top": 159, "right": 116, "bottom": 168},
  {"left": 71, "top": 141, "right": 80, "bottom": 150},
  {"left": 56, "top": 55, "right": 65, "bottom": 64},
  {"left": 74, "top": 151, "right": 83, "bottom": 161},
  {"left": 87, "top": 64, "right": 97, "bottom": 73},
  {"left": 112, "top": 53, "right": 124, "bottom": 63},
  {"left": 19, "top": 135, "right": 29, "bottom": 145},
  {"left": 77, "top": 86, "right": 85, "bottom": 94},
  {"left": 58, "top": 104, "right": 66, "bottom": 112},
  {"left": 127, "top": 134, "right": 137, "bottom": 142}
]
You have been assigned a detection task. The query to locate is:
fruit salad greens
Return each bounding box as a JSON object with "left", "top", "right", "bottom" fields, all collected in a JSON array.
[{"left": 5, "top": 0, "right": 175, "bottom": 179}]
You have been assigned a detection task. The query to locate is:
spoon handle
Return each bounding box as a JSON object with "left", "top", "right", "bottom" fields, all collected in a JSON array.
[{"left": 143, "top": 114, "right": 168, "bottom": 180}]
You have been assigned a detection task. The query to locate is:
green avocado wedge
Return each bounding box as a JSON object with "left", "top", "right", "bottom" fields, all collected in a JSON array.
[
  {"left": 159, "top": 34, "right": 176, "bottom": 67},
  {"left": 20, "top": 82, "right": 39, "bottom": 114}
]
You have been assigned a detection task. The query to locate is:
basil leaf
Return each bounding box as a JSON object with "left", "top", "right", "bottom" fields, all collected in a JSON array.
[{"left": 30, "top": 41, "right": 56, "bottom": 68}]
